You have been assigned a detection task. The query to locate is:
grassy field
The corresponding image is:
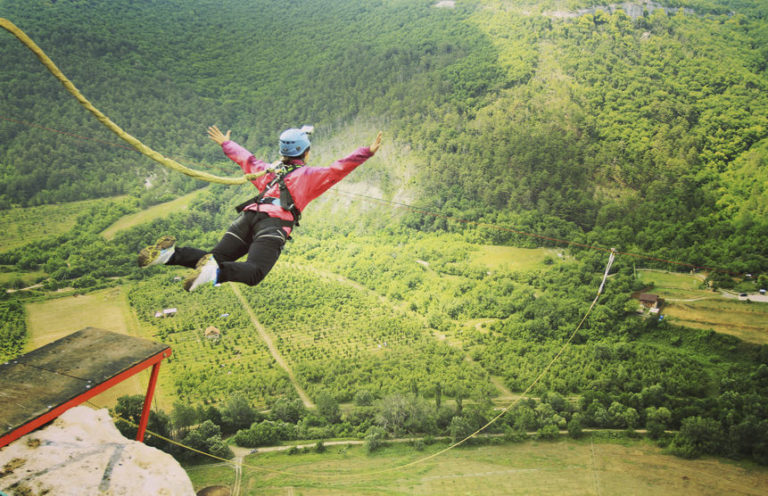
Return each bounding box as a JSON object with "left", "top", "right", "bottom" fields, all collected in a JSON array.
[
  {"left": 0, "top": 197, "right": 124, "bottom": 252},
  {"left": 474, "top": 245, "right": 569, "bottom": 271},
  {"left": 0, "top": 269, "right": 46, "bottom": 287},
  {"left": 101, "top": 188, "right": 206, "bottom": 240},
  {"left": 636, "top": 269, "right": 706, "bottom": 293},
  {"left": 185, "top": 462, "right": 236, "bottom": 494},
  {"left": 185, "top": 438, "right": 768, "bottom": 495},
  {"left": 637, "top": 270, "right": 768, "bottom": 344},
  {"left": 24, "top": 286, "right": 174, "bottom": 410},
  {"left": 663, "top": 299, "right": 768, "bottom": 344}
]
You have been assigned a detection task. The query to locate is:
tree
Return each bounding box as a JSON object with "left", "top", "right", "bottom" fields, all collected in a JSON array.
[
  {"left": 568, "top": 413, "right": 584, "bottom": 439},
  {"left": 112, "top": 395, "right": 172, "bottom": 452},
  {"left": 199, "top": 405, "right": 223, "bottom": 426},
  {"left": 671, "top": 416, "right": 725, "bottom": 459},
  {"left": 434, "top": 382, "right": 442, "bottom": 412},
  {"left": 171, "top": 401, "right": 198, "bottom": 434},
  {"left": 234, "top": 420, "right": 293, "bottom": 448},
  {"left": 449, "top": 416, "right": 474, "bottom": 444},
  {"left": 645, "top": 407, "right": 671, "bottom": 440},
  {"left": 316, "top": 391, "right": 342, "bottom": 424},
  {"left": 365, "top": 426, "right": 387, "bottom": 453},
  {"left": 374, "top": 393, "right": 433, "bottom": 436},
  {"left": 181, "top": 420, "right": 233, "bottom": 461},
  {"left": 354, "top": 389, "right": 375, "bottom": 407},
  {"left": 271, "top": 398, "right": 306, "bottom": 424},
  {"left": 221, "top": 395, "right": 258, "bottom": 435}
]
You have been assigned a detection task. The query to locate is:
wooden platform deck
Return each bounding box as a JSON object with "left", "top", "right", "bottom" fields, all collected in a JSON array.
[{"left": 0, "top": 327, "right": 171, "bottom": 447}]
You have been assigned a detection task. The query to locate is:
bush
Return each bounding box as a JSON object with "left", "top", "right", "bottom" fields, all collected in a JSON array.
[
  {"left": 503, "top": 424, "right": 528, "bottom": 442},
  {"left": 365, "top": 426, "right": 387, "bottom": 453},
  {"left": 536, "top": 424, "right": 560, "bottom": 441},
  {"left": 567, "top": 414, "right": 584, "bottom": 439},
  {"left": 670, "top": 416, "right": 724, "bottom": 459},
  {"left": 354, "top": 389, "right": 376, "bottom": 406}
]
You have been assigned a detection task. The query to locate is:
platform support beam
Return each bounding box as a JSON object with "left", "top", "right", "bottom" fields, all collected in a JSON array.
[{"left": 137, "top": 360, "right": 162, "bottom": 442}]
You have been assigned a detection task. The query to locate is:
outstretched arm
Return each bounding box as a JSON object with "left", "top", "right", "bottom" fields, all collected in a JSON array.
[{"left": 207, "top": 125, "right": 231, "bottom": 145}]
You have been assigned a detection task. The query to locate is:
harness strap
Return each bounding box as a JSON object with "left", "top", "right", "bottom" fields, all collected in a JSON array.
[{"left": 235, "top": 166, "right": 302, "bottom": 225}]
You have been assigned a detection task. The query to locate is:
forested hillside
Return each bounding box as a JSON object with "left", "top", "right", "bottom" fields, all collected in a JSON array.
[
  {"left": 2, "top": 0, "right": 768, "bottom": 475},
  {"left": 2, "top": 0, "right": 766, "bottom": 271}
]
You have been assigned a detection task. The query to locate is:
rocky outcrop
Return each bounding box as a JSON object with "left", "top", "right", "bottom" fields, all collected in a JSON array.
[{"left": 0, "top": 406, "right": 194, "bottom": 496}]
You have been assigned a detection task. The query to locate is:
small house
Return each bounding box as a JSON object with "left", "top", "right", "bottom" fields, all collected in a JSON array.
[
  {"left": 163, "top": 308, "right": 177, "bottom": 317},
  {"left": 638, "top": 293, "right": 661, "bottom": 309}
]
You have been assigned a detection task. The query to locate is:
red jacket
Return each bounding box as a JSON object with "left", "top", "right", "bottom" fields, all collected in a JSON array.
[{"left": 221, "top": 140, "right": 374, "bottom": 233}]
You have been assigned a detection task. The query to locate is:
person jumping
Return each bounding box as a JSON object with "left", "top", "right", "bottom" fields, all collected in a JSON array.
[{"left": 138, "top": 125, "right": 382, "bottom": 291}]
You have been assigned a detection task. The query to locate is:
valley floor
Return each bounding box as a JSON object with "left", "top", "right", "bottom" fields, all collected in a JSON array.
[{"left": 186, "top": 436, "right": 768, "bottom": 496}]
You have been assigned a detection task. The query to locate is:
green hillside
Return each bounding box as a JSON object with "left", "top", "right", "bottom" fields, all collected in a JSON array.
[
  {"left": 1, "top": 0, "right": 768, "bottom": 487},
  {"left": 2, "top": 0, "right": 767, "bottom": 271}
]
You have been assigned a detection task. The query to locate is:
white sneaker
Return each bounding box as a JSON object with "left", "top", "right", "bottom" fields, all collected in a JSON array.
[
  {"left": 184, "top": 254, "right": 219, "bottom": 292},
  {"left": 138, "top": 236, "right": 176, "bottom": 267}
]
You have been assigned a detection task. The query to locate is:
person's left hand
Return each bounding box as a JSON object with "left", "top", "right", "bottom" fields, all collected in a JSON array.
[
  {"left": 370, "top": 131, "right": 383, "bottom": 154},
  {"left": 207, "top": 125, "right": 231, "bottom": 145}
]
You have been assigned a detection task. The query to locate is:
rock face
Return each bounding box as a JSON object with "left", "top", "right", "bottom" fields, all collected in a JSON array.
[{"left": 0, "top": 406, "right": 194, "bottom": 496}]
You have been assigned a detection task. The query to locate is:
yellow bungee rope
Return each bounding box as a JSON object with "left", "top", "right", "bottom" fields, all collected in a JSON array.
[{"left": 0, "top": 18, "right": 265, "bottom": 185}]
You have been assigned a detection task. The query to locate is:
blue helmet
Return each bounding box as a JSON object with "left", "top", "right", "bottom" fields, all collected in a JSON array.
[{"left": 279, "top": 126, "right": 313, "bottom": 157}]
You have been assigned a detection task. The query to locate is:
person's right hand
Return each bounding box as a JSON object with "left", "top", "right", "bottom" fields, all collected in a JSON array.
[{"left": 207, "top": 125, "right": 231, "bottom": 145}]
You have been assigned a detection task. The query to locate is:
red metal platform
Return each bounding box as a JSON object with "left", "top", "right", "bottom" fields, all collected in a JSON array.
[{"left": 0, "top": 327, "right": 171, "bottom": 448}]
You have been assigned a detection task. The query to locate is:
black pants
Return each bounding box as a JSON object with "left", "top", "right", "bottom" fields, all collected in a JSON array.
[{"left": 169, "top": 211, "right": 288, "bottom": 286}]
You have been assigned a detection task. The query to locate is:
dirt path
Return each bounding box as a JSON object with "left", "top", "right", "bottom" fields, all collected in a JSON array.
[
  {"left": 664, "top": 296, "right": 721, "bottom": 302},
  {"left": 229, "top": 284, "right": 314, "bottom": 409},
  {"left": 489, "top": 375, "right": 515, "bottom": 400},
  {"left": 231, "top": 455, "right": 243, "bottom": 496},
  {"left": 590, "top": 439, "right": 602, "bottom": 496}
]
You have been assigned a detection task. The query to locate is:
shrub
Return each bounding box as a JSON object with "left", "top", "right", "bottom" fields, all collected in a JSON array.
[
  {"left": 567, "top": 414, "right": 584, "bottom": 439},
  {"left": 536, "top": 424, "right": 560, "bottom": 440},
  {"left": 365, "top": 426, "right": 387, "bottom": 453}
]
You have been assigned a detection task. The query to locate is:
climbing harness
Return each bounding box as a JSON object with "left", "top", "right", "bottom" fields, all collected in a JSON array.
[{"left": 235, "top": 165, "right": 302, "bottom": 226}]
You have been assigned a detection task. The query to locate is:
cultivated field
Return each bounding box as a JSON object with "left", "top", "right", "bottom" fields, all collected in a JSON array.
[
  {"left": 663, "top": 299, "right": 768, "bottom": 344},
  {"left": 637, "top": 270, "right": 768, "bottom": 344},
  {"left": 186, "top": 438, "right": 768, "bottom": 495},
  {"left": 24, "top": 286, "right": 173, "bottom": 409},
  {"left": 0, "top": 197, "right": 122, "bottom": 252}
]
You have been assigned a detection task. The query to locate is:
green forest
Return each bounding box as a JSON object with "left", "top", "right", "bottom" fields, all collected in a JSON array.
[{"left": 1, "top": 0, "right": 768, "bottom": 482}]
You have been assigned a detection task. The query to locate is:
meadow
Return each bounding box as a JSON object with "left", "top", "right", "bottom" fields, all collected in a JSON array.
[
  {"left": 637, "top": 270, "right": 768, "bottom": 344},
  {"left": 100, "top": 188, "right": 206, "bottom": 240},
  {"left": 23, "top": 286, "right": 174, "bottom": 409},
  {"left": 185, "top": 437, "right": 768, "bottom": 495},
  {"left": 473, "top": 245, "right": 570, "bottom": 271}
]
